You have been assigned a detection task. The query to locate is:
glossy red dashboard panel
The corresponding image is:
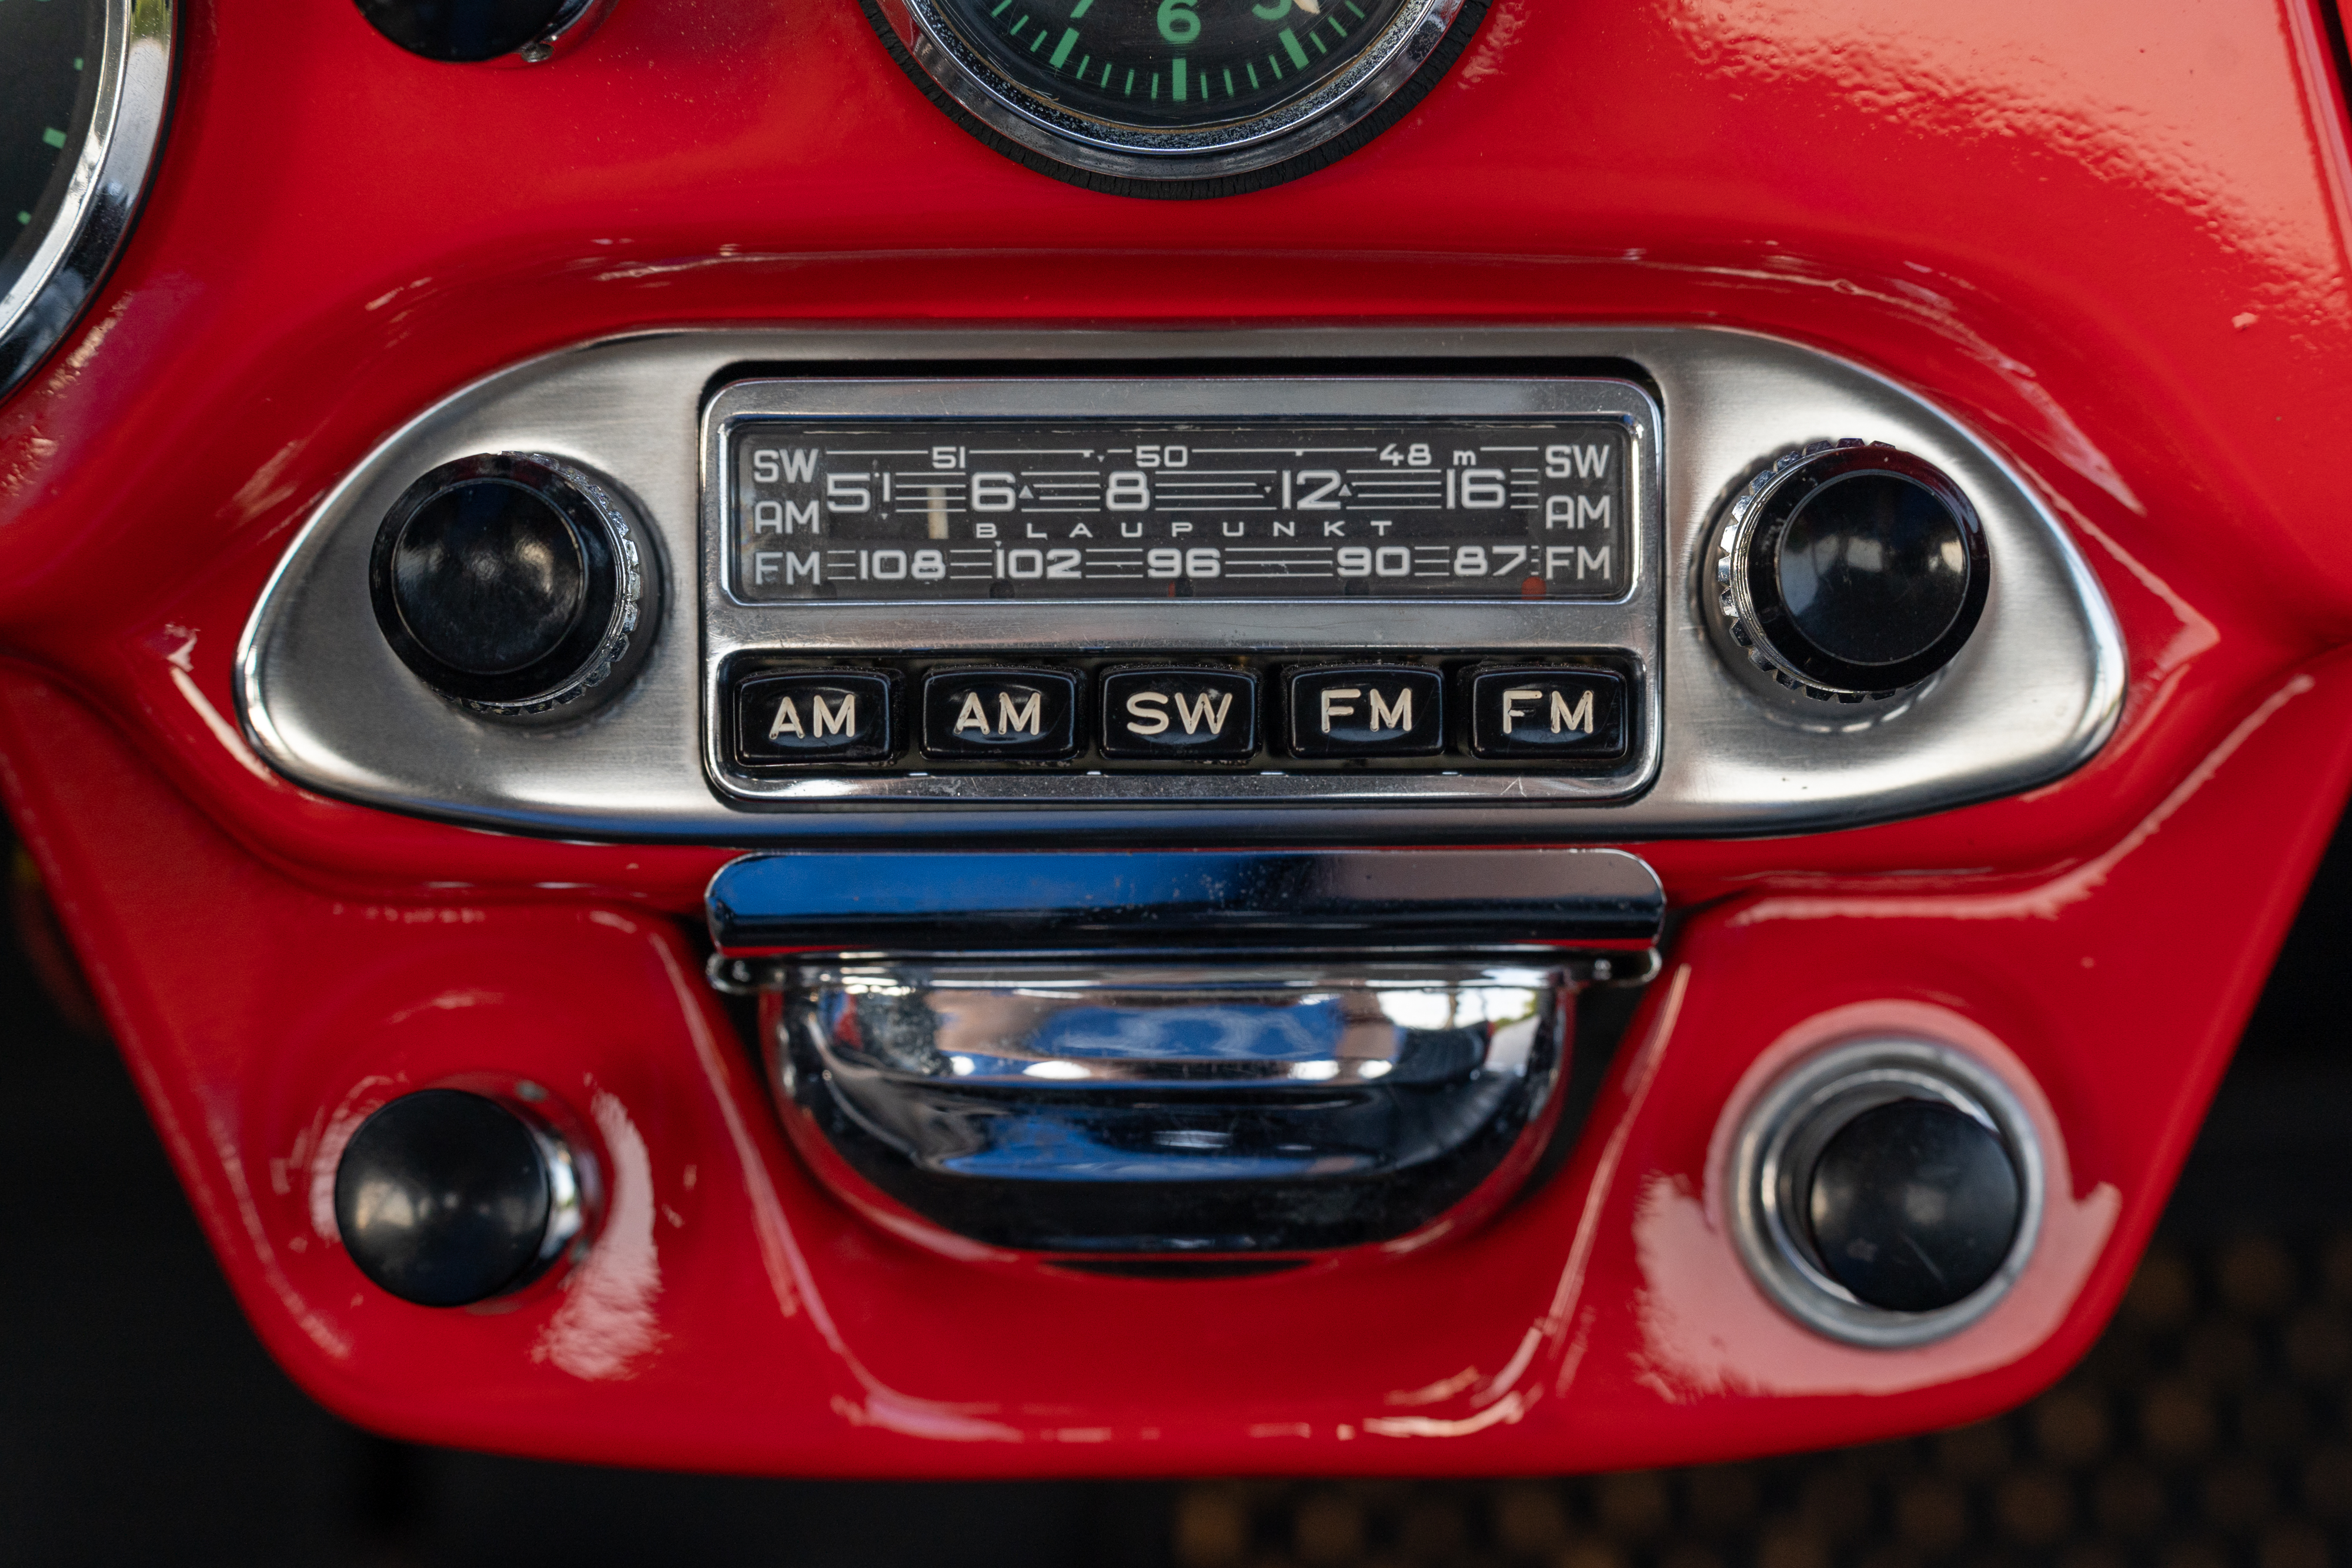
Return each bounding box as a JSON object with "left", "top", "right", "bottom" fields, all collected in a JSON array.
[{"left": 0, "top": 0, "right": 2348, "bottom": 1474}]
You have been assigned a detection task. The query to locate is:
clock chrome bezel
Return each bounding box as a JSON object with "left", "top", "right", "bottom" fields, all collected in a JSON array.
[
  {"left": 870, "top": 0, "right": 1469, "bottom": 182},
  {"left": 0, "top": 0, "right": 175, "bottom": 406}
]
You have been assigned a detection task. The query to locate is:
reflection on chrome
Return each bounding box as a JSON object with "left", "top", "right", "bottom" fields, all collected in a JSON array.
[
  {"left": 818, "top": 965, "right": 1549, "bottom": 1089},
  {"left": 763, "top": 964, "right": 1573, "bottom": 1255}
]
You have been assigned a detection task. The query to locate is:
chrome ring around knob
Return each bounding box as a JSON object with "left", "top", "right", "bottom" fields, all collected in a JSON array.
[
  {"left": 1729, "top": 1038, "right": 2044, "bottom": 1348},
  {"left": 368, "top": 452, "right": 659, "bottom": 720},
  {"left": 1713, "top": 440, "right": 1989, "bottom": 702}
]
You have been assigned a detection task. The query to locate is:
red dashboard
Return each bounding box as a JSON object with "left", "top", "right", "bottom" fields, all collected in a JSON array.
[{"left": 1, "top": 0, "right": 2349, "bottom": 1477}]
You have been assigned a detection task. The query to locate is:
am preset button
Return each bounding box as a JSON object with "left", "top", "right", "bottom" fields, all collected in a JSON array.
[
  {"left": 1285, "top": 666, "right": 1444, "bottom": 758},
  {"left": 921, "top": 668, "right": 1083, "bottom": 760},
  {"left": 1469, "top": 668, "right": 1629, "bottom": 761},
  {"left": 1100, "top": 668, "right": 1258, "bottom": 761},
  {"left": 733, "top": 670, "right": 895, "bottom": 765}
]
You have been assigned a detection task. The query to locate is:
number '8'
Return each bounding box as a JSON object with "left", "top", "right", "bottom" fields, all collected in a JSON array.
[{"left": 1158, "top": 0, "right": 1201, "bottom": 44}]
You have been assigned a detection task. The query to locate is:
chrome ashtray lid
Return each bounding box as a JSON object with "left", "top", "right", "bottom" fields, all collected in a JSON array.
[
  {"left": 704, "top": 847, "right": 1663, "bottom": 1260},
  {"left": 763, "top": 960, "right": 1578, "bottom": 1257}
]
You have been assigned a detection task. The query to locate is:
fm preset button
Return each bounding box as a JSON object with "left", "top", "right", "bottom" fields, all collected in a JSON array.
[
  {"left": 733, "top": 670, "right": 895, "bottom": 765},
  {"left": 1469, "top": 668, "right": 1628, "bottom": 761},
  {"left": 922, "top": 669, "right": 1083, "bottom": 760},
  {"left": 1100, "top": 669, "right": 1258, "bottom": 761},
  {"left": 1286, "top": 667, "right": 1444, "bottom": 758}
]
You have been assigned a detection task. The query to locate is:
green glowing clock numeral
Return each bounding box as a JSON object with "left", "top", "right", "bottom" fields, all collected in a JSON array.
[
  {"left": 1157, "top": 0, "right": 1200, "bottom": 45},
  {"left": 1251, "top": 0, "right": 1290, "bottom": 17}
]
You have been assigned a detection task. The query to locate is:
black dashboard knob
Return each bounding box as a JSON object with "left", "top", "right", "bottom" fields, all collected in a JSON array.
[
  {"left": 370, "top": 452, "right": 657, "bottom": 718},
  {"left": 333, "top": 1089, "right": 584, "bottom": 1307},
  {"left": 1714, "top": 442, "right": 1989, "bottom": 700},
  {"left": 352, "top": 0, "right": 590, "bottom": 62},
  {"left": 1803, "top": 1099, "right": 2022, "bottom": 1313}
]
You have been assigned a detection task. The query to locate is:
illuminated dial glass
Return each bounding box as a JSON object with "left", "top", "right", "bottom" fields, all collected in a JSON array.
[
  {"left": 933, "top": 0, "right": 1420, "bottom": 131},
  {"left": 1, "top": 0, "right": 103, "bottom": 304}
]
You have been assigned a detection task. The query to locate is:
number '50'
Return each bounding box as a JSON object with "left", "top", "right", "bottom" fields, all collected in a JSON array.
[{"left": 1158, "top": 0, "right": 1200, "bottom": 44}]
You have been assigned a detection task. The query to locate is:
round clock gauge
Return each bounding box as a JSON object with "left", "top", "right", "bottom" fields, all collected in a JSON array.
[{"left": 862, "top": 0, "right": 1485, "bottom": 197}]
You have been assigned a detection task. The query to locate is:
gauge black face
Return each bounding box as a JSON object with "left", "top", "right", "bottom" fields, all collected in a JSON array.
[
  {"left": 1, "top": 0, "right": 103, "bottom": 303},
  {"left": 934, "top": 0, "right": 1416, "bottom": 129},
  {"left": 871, "top": 0, "right": 1481, "bottom": 198}
]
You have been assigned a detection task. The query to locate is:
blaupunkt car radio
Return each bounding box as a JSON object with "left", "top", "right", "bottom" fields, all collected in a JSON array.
[
  {"left": 703, "top": 378, "right": 1652, "bottom": 793},
  {"left": 720, "top": 416, "right": 1631, "bottom": 605}
]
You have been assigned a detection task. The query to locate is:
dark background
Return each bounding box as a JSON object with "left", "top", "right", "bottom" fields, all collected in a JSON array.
[{"left": 5, "top": 812, "right": 2352, "bottom": 1568}]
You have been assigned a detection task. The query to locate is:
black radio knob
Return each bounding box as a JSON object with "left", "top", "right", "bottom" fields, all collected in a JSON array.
[
  {"left": 369, "top": 453, "right": 659, "bottom": 718},
  {"left": 1713, "top": 442, "right": 1989, "bottom": 701},
  {"left": 333, "top": 1089, "right": 589, "bottom": 1308},
  {"left": 1803, "top": 1099, "right": 2023, "bottom": 1313}
]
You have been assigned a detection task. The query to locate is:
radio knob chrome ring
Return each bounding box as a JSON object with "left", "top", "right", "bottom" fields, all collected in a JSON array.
[
  {"left": 367, "top": 452, "right": 659, "bottom": 720},
  {"left": 1729, "top": 1037, "right": 2046, "bottom": 1347},
  {"left": 1712, "top": 440, "right": 1990, "bottom": 702}
]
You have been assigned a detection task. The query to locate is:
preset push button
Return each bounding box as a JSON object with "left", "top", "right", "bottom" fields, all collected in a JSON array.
[
  {"left": 1469, "top": 668, "right": 1628, "bottom": 761},
  {"left": 733, "top": 670, "right": 894, "bottom": 765},
  {"left": 1100, "top": 668, "right": 1257, "bottom": 760},
  {"left": 1285, "top": 666, "right": 1444, "bottom": 758},
  {"left": 922, "top": 668, "right": 1083, "bottom": 760}
]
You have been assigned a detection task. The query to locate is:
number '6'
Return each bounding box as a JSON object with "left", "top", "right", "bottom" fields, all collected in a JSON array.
[{"left": 1158, "top": 0, "right": 1201, "bottom": 44}]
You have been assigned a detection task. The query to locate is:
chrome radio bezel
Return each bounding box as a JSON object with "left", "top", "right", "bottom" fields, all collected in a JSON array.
[
  {"left": 235, "top": 326, "right": 2124, "bottom": 843},
  {"left": 699, "top": 377, "right": 1664, "bottom": 808}
]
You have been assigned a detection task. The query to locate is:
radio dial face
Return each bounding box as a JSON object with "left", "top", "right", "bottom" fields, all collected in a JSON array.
[{"left": 727, "top": 417, "right": 1632, "bottom": 604}]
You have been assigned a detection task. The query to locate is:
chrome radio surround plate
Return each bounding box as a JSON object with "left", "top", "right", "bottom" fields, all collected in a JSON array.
[
  {"left": 700, "top": 376, "right": 1662, "bottom": 808},
  {"left": 236, "top": 326, "right": 2124, "bottom": 843}
]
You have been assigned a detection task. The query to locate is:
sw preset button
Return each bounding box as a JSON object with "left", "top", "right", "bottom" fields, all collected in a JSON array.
[
  {"left": 922, "top": 668, "right": 1083, "bottom": 760},
  {"left": 1100, "top": 668, "right": 1258, "bottom": 761},
  {"left": 733, "top": 670, "right": 894, "bottom": 765},
  {"left": 1285, "top": 666, "right": 1444, "bottom": 758},
  {"left": 1469, "top": 668, "right": 1629, "bottom": 761}
]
